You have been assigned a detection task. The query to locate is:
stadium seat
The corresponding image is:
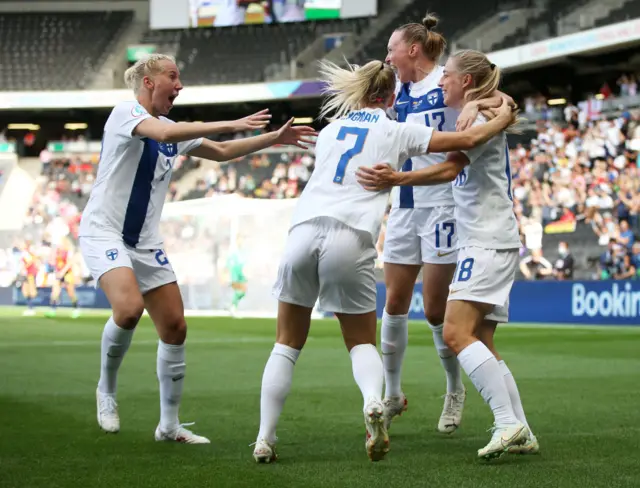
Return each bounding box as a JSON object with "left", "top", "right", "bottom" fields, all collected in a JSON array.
[
  {"left": 0, "top": 11, "right": 133, "bottom": 91},
  {"left": 138, "top": 17, "right": 371, "bottom": 85}
]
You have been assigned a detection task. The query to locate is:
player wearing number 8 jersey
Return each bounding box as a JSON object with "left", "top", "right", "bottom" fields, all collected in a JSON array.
[
  {"left": 79, "top": 53, "right": 316, "bottom": 444},
  {"left": 380, "top": 13, "right": 513, "bottom": 435},
  {"left": 356, "top": 50, "right": 537, "bottom": 460},
  {"left": 252, "top": 59, "right": 515, "bottom": 463}
]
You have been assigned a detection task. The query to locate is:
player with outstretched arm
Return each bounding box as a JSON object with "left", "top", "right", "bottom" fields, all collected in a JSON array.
[
  {"left": 379, "top": 13, "right": 512, "bottom": 434},
  {"left": 251, "top": 59, "right": 515, "bottom": 463},
  {"left": 80, "top": 53, "right": 316, "bottom": 444},
  {"left": 357, "top": 50, "right": 538, "bottom": 459}
]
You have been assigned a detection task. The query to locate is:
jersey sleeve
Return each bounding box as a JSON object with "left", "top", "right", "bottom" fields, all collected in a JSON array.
[
  {"left": 160, "top": 117, "right": 204, "bottom": 155},
  {"left": 177, "top": 137, "right": 204, "bottom": 155},
  {"left": 395, "top": 124, "right": 434, "bottom": 162},
  {"left": 460, "top": 115, "right": 489, "bottom": 164},
  {"left": 109, "top": 101, "right": 153, "bottom": 139}
]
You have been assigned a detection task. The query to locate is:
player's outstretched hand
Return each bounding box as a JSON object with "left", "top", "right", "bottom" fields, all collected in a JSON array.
[
  {"left": 274, "top": 118, "right": 318, "bottom": 149},
  {"left": 230, "top": 109, "right": 272, "bottom": 132},
  {"left": 356, "top": 164, "right": 397, "bottom": 191}
]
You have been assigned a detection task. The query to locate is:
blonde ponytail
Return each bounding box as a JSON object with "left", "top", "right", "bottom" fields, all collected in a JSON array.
[
  {"left": 318, "top": 59, "right": 396, "bottom": 121},
  {"left": 450, "top": 49, "right": 521, "bottom": 132},
  {"left": 124, "top": 53, "right": 176, "bottom": 95}
]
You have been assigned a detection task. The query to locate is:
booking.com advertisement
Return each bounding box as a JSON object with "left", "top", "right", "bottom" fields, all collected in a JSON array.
[
  {"left": 6, "top": 281, "right": 639, "bottom": 326},
  {"left": 375, "top": 280, "right": 640, "bottom": 326}
]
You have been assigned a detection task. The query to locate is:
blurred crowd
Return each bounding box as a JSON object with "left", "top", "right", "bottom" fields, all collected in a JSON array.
[{"left": 511, "top": 108, "right": 640, "bottom": 281}]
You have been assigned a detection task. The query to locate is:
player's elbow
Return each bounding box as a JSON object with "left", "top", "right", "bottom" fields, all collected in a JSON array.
[
  {"left": 156, "top": 126, "right": 178, "bottom": 143},
  {"left": 463, "top": 133, "right": 483, "bottom": 149},
  {"left": 444, "top": 164, "right": 461, "bottom": 182}
]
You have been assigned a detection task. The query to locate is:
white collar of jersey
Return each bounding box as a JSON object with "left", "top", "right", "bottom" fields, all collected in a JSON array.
[{"left": 410, "top": 65, "right": 442, "bottom": 90}]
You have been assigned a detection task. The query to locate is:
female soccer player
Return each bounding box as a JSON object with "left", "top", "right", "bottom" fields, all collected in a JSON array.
[
  {"left": 80, "top": 53, "right": 316, "bottom": 444},
  {"left": 380, "top": 13, "right": 510, "bottom": 434},
  {"left": 251, "top": 59, "right": 515, "bottom": 463},
  {"left": 356, "top": 50, "right": 538, "bottom": 459}
]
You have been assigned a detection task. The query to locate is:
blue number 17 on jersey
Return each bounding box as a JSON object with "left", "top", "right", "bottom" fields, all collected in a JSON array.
[{"left": 333, "top": 126, "right": 369, "bottom": 184}]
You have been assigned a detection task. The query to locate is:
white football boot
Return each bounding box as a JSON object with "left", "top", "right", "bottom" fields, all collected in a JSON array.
[
  {"left": 437, "top": 390, "right": 466, "bottom": 434},
  {"left": 364, "top": 398, "right": 390, "bottom": 462},
  {"left": 478, "top": 422, "right": 529, "bottom": 460},
  {"left": 253, "top": 438, "right": 278, "bottom": 463},
  {"left": 96, "top": 388, "right": 120, "bottom": 433},
  {"left": 381, "top": 394, "right": 407, "bottom": 431},
  {"left": 154, "top": 423, "right": 210, "bottom": 444}
]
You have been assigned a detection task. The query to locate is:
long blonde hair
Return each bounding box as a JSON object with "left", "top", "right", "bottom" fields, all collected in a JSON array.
[
  {"left": 318, "top": 59, "right": 396, "bottom": 121},
  {"left": 450, "top": 49, "right": 520, "bottom": 132},
  {"left": 396, "top": 13, "right": 446, "bottom": 62},
  {"left": 124, "top": 53, "right": 176, "bottom": 95}
]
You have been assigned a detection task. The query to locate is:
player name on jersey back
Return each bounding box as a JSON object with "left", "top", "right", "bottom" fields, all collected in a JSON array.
[{"left": 290, "top": 107, "right": 434, "bottom": 244}]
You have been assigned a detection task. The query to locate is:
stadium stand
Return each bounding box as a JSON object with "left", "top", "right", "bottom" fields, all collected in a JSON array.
[
  {"left": 0, "top": 11, "right": 134, "bottom": 91},
  {"left": 595, "top": 0, "right": 640, "bottom": 26},
  {"left": 353, "top": 0, "right": 536, "bottom": 65},
  {"left": 492, "top": 0, "right": 640, "bottom": 51},
  {"left": 138, "top": 18, "right": 371, "bottom": 85}
]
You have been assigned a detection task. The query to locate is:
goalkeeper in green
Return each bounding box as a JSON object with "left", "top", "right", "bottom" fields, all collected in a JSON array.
[{"left": 227, "top": 249, "right": 247, "bottom": 316}]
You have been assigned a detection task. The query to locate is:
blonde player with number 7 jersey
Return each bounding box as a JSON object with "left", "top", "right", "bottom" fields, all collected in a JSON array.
[
  {"left": 251, "top": 59, "right": 515, "bottom": 464},
  {"left": 357, "top": 50, "right": 538, "bottom": 460}
]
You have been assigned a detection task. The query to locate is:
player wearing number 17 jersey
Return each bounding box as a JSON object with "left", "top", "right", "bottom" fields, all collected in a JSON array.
[
  {"left": 252, "top": 59, "right": 515, "bottom": 464},
  {"left": 357, "top": 50, "right": 537, "bottom": 460}
]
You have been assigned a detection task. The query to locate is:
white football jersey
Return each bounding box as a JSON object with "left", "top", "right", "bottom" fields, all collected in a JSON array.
[
  {"left": 290, "top": 107, "right": 434, "bottom": 243},
  {"left": 79, "top": 101, "right": 203, "bottom": 249},
  {"left": 454, "top": 115, "right": 521, "bottom": 250},
  {"left": 389, "top": 66, "right": 460, "bottom": 209}
]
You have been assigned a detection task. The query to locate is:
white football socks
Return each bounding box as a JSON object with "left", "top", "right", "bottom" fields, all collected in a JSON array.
[
  {"left": 97, "top": 316, "right": 134, "bottom": 395},
  {"left": 499, "top": 360, "right": 531, "bottom": 431},
  {"left": 430, "top": 323, "right": 464, "bottom": 394},
  {"left": 257, "top": 343, "right": 300, "bottom": 444},
  {"left": 349, "top": 343, "right": 384, "bottom": 408},
  {"left": 157, "top": 340, "right": 186, "bottom": 433},
  {"left": 381, "top": 310, "right": 408, "bottom": 398},
  {"left": 457, "top": 341, "right": 518, "bottom": 427}
]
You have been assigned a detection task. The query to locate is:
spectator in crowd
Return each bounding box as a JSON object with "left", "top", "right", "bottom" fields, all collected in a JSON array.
[
  {"left": 519, "top": 249, "right": 553, "bottom": 280},
  {"left": 613, "top": 253, "right": 636, "bottom": 280},
  {"left": 548, "top": 241, "right": 575, "bottom": 280},
  {"left": 616, "top": 220, "right": 635, "bottom": 250}
]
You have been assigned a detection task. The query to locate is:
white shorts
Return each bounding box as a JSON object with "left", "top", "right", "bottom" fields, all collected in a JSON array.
[
  {"left": 383, "top": 206, "right": 458, "bottom": 265},
  {"left": 447, "top": 246, "right": 518, "bottom": 323},
  {"left": 79, "top": 236, "right": 177, "bottom": 295},
  {"left": 273, "top": 217, "right": 377, "bottom": 314}
]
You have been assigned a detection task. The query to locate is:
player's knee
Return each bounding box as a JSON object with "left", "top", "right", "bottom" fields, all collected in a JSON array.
[
  {"left": 442, "top": 323, "right": 465, "bottom": 355},
  {"left": 385, "top": 290, "right": 410, "bottom": 315},
  {"left": 160, "top": 317, "right": 187, "bottom": 345},
  {"left": 113, "top": 300, "right": 144, "bottom": 330},
  {"left": 424, "top": 309, "right": 446, "bottom": 327}
]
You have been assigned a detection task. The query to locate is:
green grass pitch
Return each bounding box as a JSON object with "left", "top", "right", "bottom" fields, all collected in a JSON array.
[{"left": 1, "top": 307, "right": 639, "bottom": 488}]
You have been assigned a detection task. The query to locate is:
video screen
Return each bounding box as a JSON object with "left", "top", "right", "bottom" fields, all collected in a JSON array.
[{"left": 189, "top": 0, "right": 364, "bottom": 28}]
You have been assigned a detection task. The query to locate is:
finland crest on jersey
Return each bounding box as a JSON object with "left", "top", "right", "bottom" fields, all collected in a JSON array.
[
  {"left": 79, "top": 101, "right": 203, "bottom": 249},
  {"left": 390, "top": 65, "right": 460, "bottom": 209}
]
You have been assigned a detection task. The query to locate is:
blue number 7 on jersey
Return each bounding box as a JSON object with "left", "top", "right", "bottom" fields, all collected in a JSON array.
[{"left": 333, "top": 126, "right": 369, "bottom": 184}]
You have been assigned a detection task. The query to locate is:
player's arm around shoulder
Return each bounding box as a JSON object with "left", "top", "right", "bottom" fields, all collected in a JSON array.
[{"left": 428, "top": 99, "right": 514, "bottom": 153}]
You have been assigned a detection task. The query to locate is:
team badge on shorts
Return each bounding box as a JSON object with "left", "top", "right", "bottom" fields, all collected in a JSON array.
[{"left": 106, "top": 249, "right": 119, "bottom": 261}]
